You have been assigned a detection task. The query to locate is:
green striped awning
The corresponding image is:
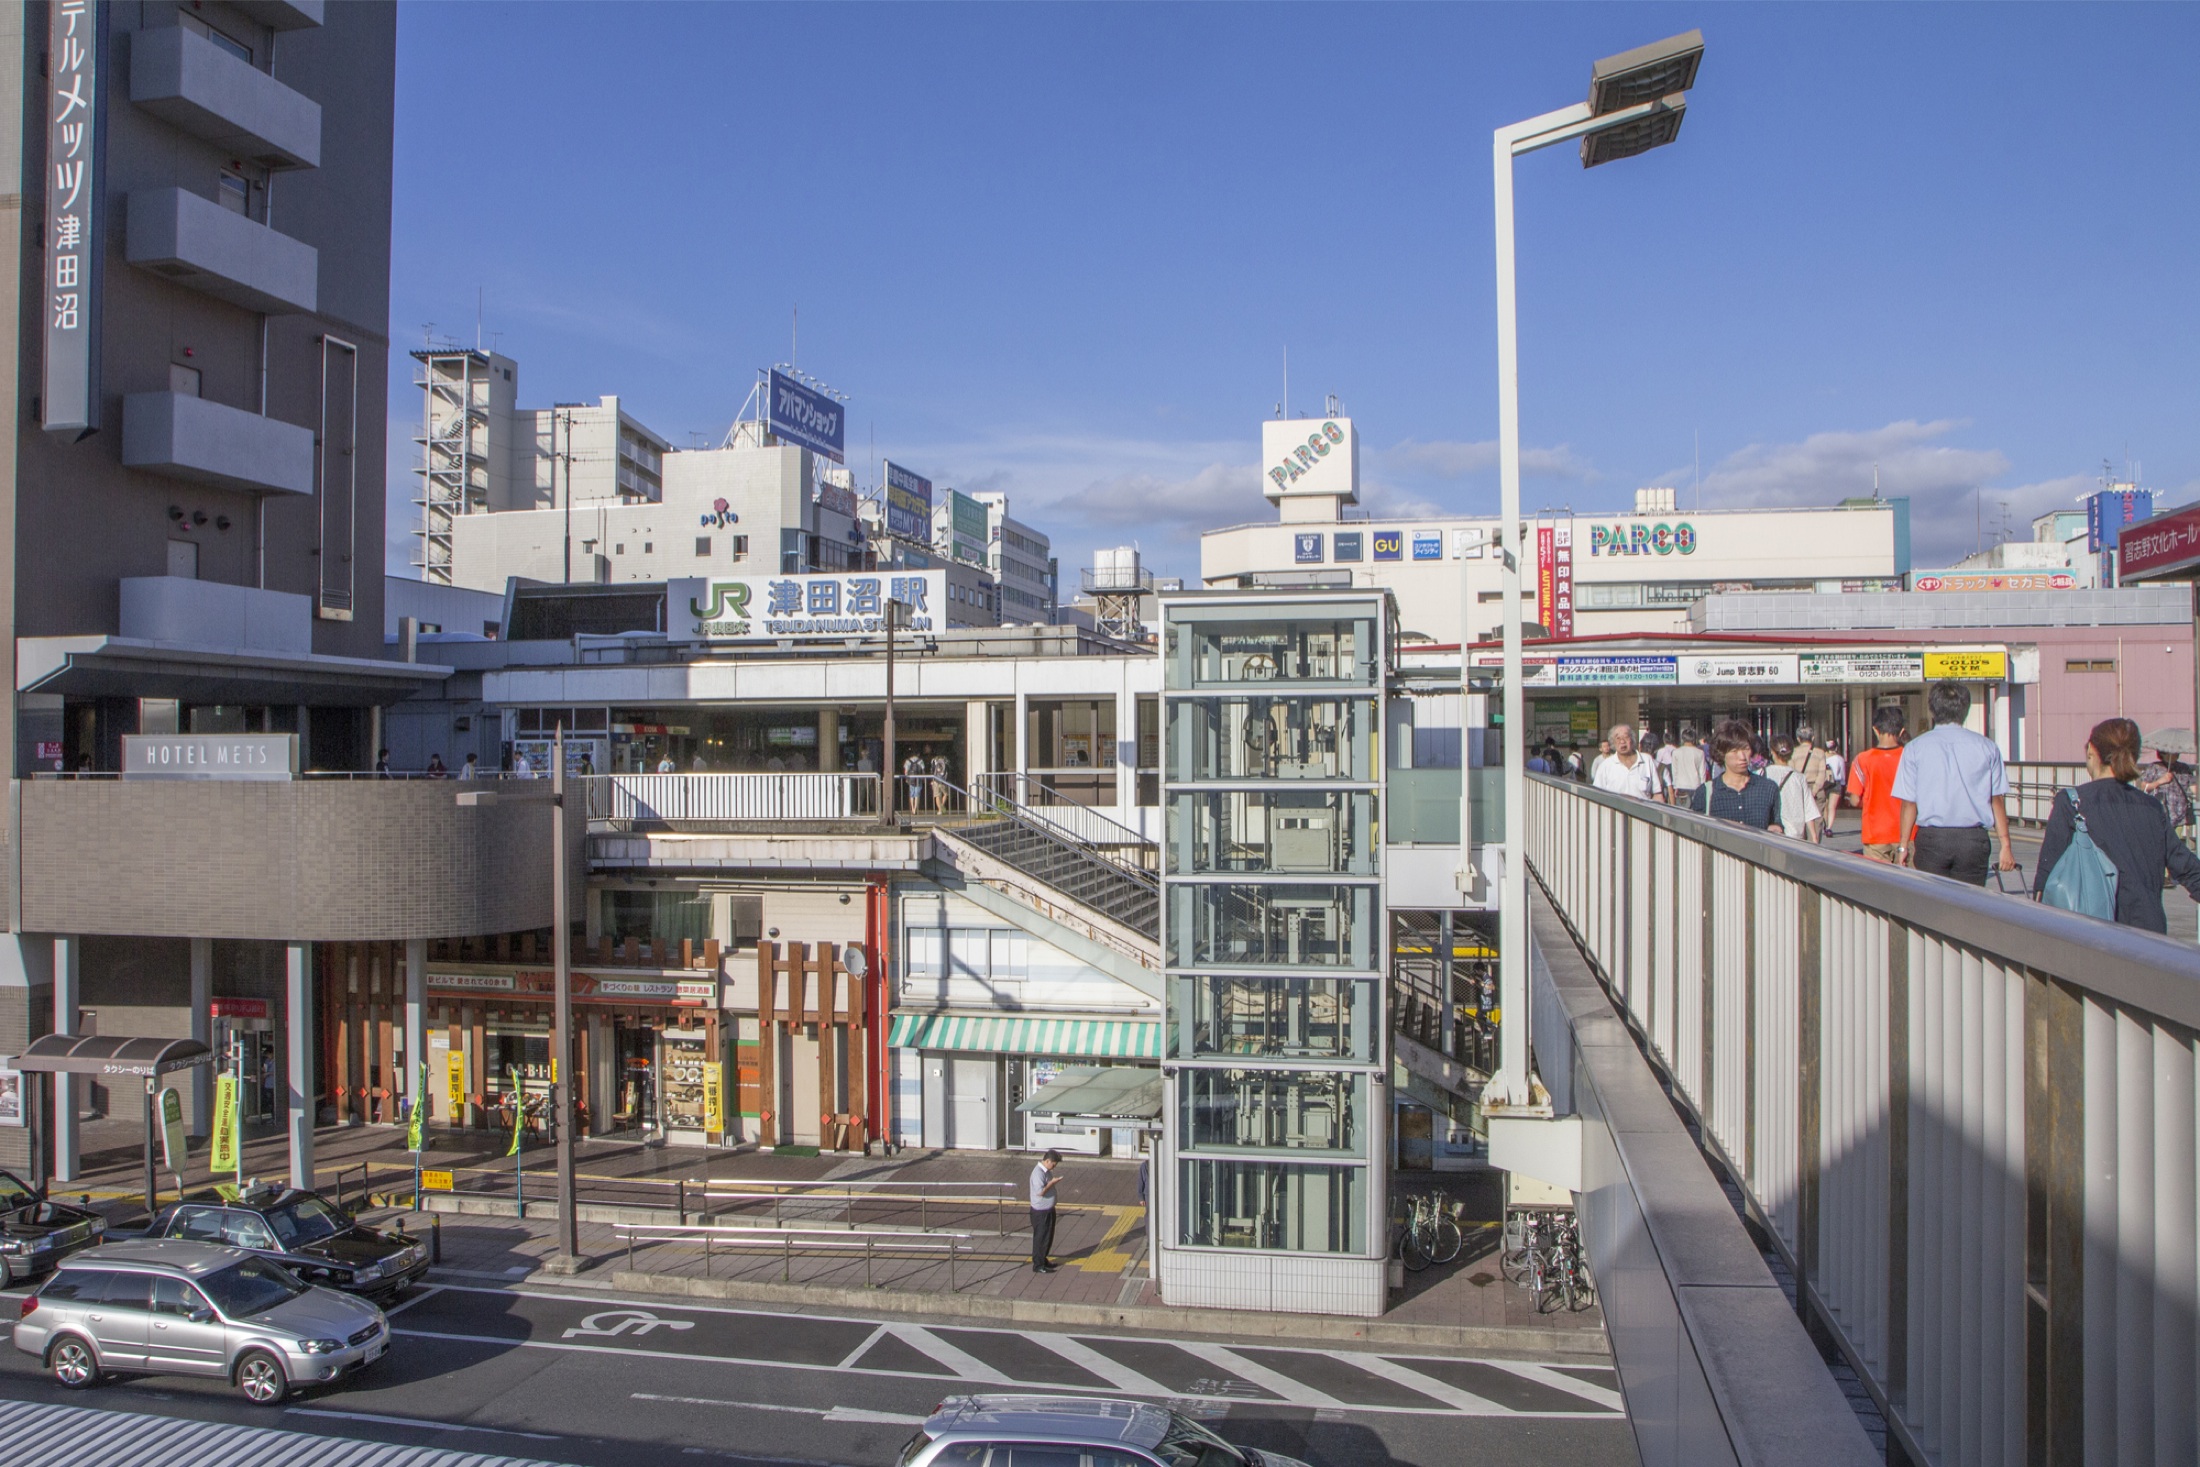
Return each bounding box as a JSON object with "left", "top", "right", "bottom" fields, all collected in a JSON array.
[{"left": 887, "top": 1013, "right": 1161, "bottom": 1059}]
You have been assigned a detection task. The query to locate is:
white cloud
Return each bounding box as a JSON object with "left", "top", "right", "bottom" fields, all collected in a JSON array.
[
  {"left": 1383, "top": 438, "right": 1593, "bottom": 482},
  {"left": 1688, "top": 420, "right": 2123, "bottom": 566}
]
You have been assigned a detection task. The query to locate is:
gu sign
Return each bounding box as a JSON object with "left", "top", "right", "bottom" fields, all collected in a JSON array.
[{"left": 669, "top": 571, "right": 944, "bottom": 642}]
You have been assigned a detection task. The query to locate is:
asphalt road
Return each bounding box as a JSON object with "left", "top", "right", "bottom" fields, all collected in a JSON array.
[{"left": 0, "top": 1275, "right": 1637, "bottom": 1467}]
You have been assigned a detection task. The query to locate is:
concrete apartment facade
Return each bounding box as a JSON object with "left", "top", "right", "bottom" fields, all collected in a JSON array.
[{"left": 0, "top": 2, "right": 557, "bottom": 1188}]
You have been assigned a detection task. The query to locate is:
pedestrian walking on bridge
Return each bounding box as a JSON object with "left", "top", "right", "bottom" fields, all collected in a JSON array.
[
  {"left": 1893, "top": 681, "right": 2014, "bottom": 886},
  {"left": 1686, "top": 720, "right": 1781, "bottom": 832},
  {"left": 2036, "top": 718, "right": 2200, "bottom": 932}
]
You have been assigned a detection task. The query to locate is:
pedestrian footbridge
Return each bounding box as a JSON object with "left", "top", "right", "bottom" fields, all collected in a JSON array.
[{"left": 1521, "top": 773, "right": 2200, "bottom": 1467}]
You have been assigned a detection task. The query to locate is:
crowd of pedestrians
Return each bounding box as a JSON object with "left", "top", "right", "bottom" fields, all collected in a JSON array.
[{"left": 1552, "top": 678, "right": 2200, "bottom": 933}]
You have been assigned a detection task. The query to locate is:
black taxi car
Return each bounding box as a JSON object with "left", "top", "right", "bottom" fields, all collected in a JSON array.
[
  {"left": 0, "top": 1168, "right": 106, "bottom": 1285},
  {"left": 145, "top": 1182, "right": 429, "bottom": 1303}
]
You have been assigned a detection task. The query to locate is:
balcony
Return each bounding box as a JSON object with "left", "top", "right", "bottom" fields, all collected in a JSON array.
[
  {"left": 230, "top": 0, "right": 324, "bottom": 28},
  {"left": 130, "top": 26, "right": 321, "bottom": 170},
  {"left": 127, "top": 186, "right": 317, "bottom": 315},
  {"left": 122, "top": 392, "right": 314, "bottom": 495}
]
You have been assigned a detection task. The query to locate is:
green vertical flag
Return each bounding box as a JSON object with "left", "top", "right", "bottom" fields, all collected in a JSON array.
[
  {"left": 407, "top": 1061, "right": 428, "bottom": 1152},
  {"left": 506, "top": 1071, "right": 524, "bottom": 1157}
]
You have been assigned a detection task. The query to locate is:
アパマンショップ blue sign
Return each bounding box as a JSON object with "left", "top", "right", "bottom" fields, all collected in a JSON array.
[{"left": 767, "top": 369, "right": 845, "bottom": 463}]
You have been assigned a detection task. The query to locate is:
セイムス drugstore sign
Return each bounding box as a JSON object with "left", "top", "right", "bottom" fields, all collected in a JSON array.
[{"left": 1589, "top": 522, "right": 1697, "bottom": 557}]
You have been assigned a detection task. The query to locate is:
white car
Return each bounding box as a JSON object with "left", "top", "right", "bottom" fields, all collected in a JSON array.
[{"left": 899, "top": 1396, "right": 1318, "bottom": 1467}]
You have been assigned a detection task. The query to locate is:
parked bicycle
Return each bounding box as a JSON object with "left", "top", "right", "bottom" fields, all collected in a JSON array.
[
  {"left": 1392, "top": 1193, "right": 1466, "bottom": 1273},
  {"left": 1537, "top": 1212, "right": 1597, "bottom": 1313}
]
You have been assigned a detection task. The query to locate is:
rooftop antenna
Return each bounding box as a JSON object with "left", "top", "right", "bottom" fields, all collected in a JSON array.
[
  {"left": 791, "top": 305, "right": 798, "bottom": 372},
  {"left": 1283, "top": 345, "right": 1289, "bottom": 420},
  {"left": 1694, "top": 429, "right": 1701, "bottom": 510},
  {"left": 1872, "top": 461, "right": 1879, "bottom": 499},
  {"left": 475, "top": 287, "right": 482, "bottom": 351}
]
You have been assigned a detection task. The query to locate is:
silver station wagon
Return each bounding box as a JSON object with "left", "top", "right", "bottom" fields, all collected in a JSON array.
[
  {"left": 899, "top": 1396, "right": 1316, "bottom": 1467},
  {"left": 11, "top": 1238, "right": 389, "bottom": 1405}
]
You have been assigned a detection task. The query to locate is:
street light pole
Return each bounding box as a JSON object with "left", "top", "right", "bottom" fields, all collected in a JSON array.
[
  {"left": 1482, "top": 34, "right": 1702, "bottom": 1110},
  {"left": 881, "top": 597, "right": 900, "bottom": 829},
  {"left": 551, "top": 723, "right": 579, "bottom": 1268}
]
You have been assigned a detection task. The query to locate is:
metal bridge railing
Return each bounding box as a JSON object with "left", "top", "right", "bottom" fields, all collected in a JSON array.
[
  {"left": 2004, "top": 761, "right": 2091, "bottom": 826},
  {"left": 1526, "top": 774, "right": 2200, "bottom": 1467}
]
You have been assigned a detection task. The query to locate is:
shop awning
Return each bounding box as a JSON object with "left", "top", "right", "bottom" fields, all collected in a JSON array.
[
  {"left": 1015, "top": 1065, "right": 1163, "bottom": 1122},
  {"left": 887, "top": 1013, "right": 1161, "bottom": 1059},
  {"left": 9, "top": 1034, "right": 215, "bottom": 1077}
]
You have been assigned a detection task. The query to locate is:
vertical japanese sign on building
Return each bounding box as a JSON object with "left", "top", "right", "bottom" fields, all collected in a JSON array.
[
  {"left": 1550, "top": 524, "right": 1574, "bottom": 638},
  {"left": 1535, "top": 525, "right": 1555, "bottom": 632},
  {"left": 44, "top": 0, "right": 104, "bottom": 436}
]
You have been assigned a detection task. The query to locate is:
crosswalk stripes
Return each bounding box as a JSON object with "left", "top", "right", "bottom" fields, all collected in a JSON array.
[
  {"left": 387, "top": 1284, "right": 1620, "bottom": 1421},
  {"left": 1342, "top": 1355, "right": 1514, "bottom": 1416},
  {"left": 1480, "top": 1359, "right": 1624, "bottom": 1412},
  {"left": 1180, "top": 1345, "right": 1344, "bottom": 1409},
  {"left": 887, "top": 1325, "right": 1015, "bottom": 1383},
  {"left": 1023, "top": 1334, "right": 1176, "bottom": 1399}
]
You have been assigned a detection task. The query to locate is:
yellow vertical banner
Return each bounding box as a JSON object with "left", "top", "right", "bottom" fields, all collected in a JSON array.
[
  {"left": 447, "top": 1052, "right": 465, "bottom": 1118},
  {"left": 209, "top": 1074, "right": 239, "bottom": 1173},
  {"left": 702, "top": 1062, "right": 724, "bottom": 1134}
]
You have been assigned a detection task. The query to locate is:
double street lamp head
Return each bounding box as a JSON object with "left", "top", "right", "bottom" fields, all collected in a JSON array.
[{"left": 1582, "top": 29, "right": 1704, "bottom": 168}]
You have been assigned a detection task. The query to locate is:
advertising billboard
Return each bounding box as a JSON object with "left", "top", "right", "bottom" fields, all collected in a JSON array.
[
  {"left": 1550, "top": 526, "right": 1574, "bottom": 637},
  {"left": 670, "top": 571, "right": 944, "bottom": 642},
  {"left": 1332, "top": 532, "right": 1363, "bottom": 562},
  {"left": 2086, "top": 489, "right": 2154, "bottom": 553},
  {"left": 1372, "top": 530, "right": 1403, "bottom": 562},
  {"left": 1678, "top": 654, "right": 1799, "bottom": 686},
  {"left": 1294, "top": 533, "right": 1324, "bottom": 564},
  {"left": 883, "top": 461, "right": 933, "bottom": 541},
  {"left": 767, "top": 369, "right": 846, "bottom": 463},
  {"left": 1261, "top": 417, "right": 1359, "bottom": 505},
  {"left": 1535, "top": 526, "right": 1554, "bottom": 629},
  {"left": 2119, "top": 502, "right": 2200, "bottom": 582}
]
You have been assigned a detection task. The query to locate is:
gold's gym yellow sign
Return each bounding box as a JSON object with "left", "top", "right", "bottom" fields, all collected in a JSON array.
[{"left": 1922, "top": 651, "right": 2008, "bottom": 681}]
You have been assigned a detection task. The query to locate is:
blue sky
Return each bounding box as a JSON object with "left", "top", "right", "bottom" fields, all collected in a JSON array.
[{"left": 385, "top": 3, "right": 2200, "bottom": 581}]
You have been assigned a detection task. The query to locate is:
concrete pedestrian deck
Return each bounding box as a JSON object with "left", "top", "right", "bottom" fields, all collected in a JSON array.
[{"left": 53, "top": 1122, "right": 1605, "bottom": 1353}]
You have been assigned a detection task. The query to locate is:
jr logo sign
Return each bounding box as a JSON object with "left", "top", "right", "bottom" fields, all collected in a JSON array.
[{"left": 689, "top": 581, "right": 752, "bottom": 623}]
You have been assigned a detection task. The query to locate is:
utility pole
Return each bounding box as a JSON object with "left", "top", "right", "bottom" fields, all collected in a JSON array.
[{"left": 559, "top": 409, "right": 573, "bottom": 584}]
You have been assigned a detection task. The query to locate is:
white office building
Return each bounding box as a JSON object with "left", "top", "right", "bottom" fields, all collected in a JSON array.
[
  {"left": 974, "top": 492, "right": 1058, "bottom": 625},
  {"left": 1201, "top": 414, "right": 1912, "bottom": 644},
  {"left": 413, "top": 347, "right": 670, "bottom": 583}
]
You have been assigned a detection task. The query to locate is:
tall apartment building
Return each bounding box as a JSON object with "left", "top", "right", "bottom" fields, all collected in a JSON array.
[
  {"left": 972, "top": 490, "right": 1057, "bottom": 625},
  {"left": 413, "top": 344, "right": 669, "bottom": 583},
  {"left": 0, "top": 4, "right": 502, "bottom": 1180}
]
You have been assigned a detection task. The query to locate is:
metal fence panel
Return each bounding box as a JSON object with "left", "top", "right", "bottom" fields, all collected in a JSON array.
[{"left": 1525, "top": 774, "right": 2200, "bottom": 1467}]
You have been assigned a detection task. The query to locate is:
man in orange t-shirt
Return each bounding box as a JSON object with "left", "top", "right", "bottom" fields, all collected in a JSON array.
[{"left": 1846, "top": 706, "right": 1910, "bottom": 860}]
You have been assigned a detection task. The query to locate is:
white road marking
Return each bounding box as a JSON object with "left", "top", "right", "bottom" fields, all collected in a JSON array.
[
  {"left": 397, "top": 1282, "right": 1621, "bottom": 1419},
  {"left": 286, "top": 1406, "right": 560, "bottom": 1440},
  {"left": 1480, "top": 1358, "right": 1627, "bottom": 1412},
  {"left": 381, "top": 1284, "right": 440, "bottom": 1319},
  {"left": 1354, "top": 1356, "right": 1515, "bottom": 1415},
  {"left": 1178, "top": 1344, "right": 1340, "bottom": 1407},
  {"left": 834, "top": 1322, "right": 889, "bottom": 1370},
  {"left": 1033, "top": 1335, "right": 1175, "bottom": 1398},
  {"left": 634, "top": 1393, "right": 927, "bottom": 1427},
  {"left": 885, "top": 1323, "right": 1011, "bottom": 1383}
]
